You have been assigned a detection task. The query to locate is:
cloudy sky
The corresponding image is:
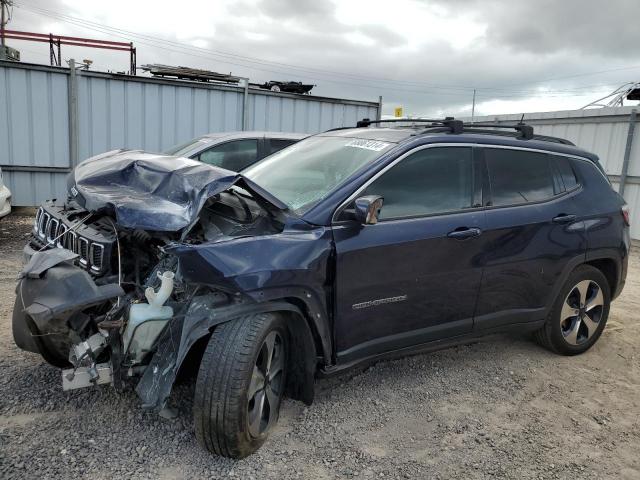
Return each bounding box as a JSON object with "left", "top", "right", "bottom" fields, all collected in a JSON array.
[{"left": 5, "top": 0, "right": 640, "bottom": 117}]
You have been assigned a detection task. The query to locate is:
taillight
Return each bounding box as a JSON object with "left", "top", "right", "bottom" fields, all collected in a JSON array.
[{"left": 622, "top": 205, "right": 631, "bottom": 226}]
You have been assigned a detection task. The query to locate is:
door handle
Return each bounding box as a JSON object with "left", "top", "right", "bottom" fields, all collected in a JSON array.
[
  {"left": 552, "top": 214, "right": 577, "bottom": 224},
  {"left": 447, "top": 227, "right": 482, "bottom": 239}
]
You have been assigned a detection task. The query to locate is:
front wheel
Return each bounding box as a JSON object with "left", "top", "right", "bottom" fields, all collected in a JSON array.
[
  {"left": 534, "top": 265, "right": 611, "bottom": 355},
  {"left": 193, "top": 313, "right": 288, "bottom": 458}
]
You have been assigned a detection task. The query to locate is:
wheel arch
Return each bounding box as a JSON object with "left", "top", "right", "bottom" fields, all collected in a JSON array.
[
  {"left": 584, "top": 257, "right": 619, "bottom": 298},
  {"left": 136, "top": 297, "right": 323, "bottom": 410},
  {"left": 177, "top": 300, "right": 319, "bottom": 405}
]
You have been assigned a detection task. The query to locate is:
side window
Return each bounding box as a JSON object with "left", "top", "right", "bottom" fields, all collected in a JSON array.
[
  {"left": 362, "top": 147, "right": 473, "bottom": 220},
  {"left": 554, "top": 156, "right": 579, "bottom": 191},
  {"left": 198, "top": 139, "right": 259, "bottom": 171},
  {"left": 268, "top": 139, "right": 297, "bottom": 155},
  {"left": 485, "top": 149, "right": 555, "bottom": 206}
]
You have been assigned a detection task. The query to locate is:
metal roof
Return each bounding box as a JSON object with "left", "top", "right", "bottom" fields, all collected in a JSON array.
[
  {"left": 201, "top": 131, "right": 308, "bottom": 141},
  {"left": 319, "top": 127, "right": 415, "bottom": 142}
]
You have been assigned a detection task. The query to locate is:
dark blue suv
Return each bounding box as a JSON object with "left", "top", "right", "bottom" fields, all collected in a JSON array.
[{"left": 13, "top": 118, "right": 630, "bottom": 458}]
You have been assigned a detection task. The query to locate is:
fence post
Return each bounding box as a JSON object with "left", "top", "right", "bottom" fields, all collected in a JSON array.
[
  {"left": 242, "top": 78, "right": 249, "bottom": 131},
  {"left": 377, "top": 96, "right": 382, "bottom": 120},
  {"left": 619, "top": 108, "right": 637, "bottom": 197},
  {"left": 68, "top": 58, "right": 79, "bottom": 168}
]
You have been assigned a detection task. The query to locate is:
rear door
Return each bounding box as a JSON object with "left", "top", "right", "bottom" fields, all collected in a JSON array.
[
  {"left": 332, "top": 145, "right": 486, "bottom": 364},
  {"left": 474, "top": 147, "right": 586, "bottom": 329}
]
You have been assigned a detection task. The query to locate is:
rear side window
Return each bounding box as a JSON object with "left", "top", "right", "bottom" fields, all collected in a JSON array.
[
  {"left": 554, "top": 156, "right": 578, "bottom": 191},
  {"left": 363, "top": 147, "right": 473, "bottom": 219},
  {"left": 485, "top": 149, "right": 555, "bottom": 206},
  {"left": 268, "top": 139, "right": 297, "bottom": 155},
  {"left": 198, "top": 139, "right": 259, "bottom": 171}
]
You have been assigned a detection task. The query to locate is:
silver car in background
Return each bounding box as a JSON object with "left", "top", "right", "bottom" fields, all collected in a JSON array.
[{"left": 164, "top": 131, "right": 307, "bottom": 171}]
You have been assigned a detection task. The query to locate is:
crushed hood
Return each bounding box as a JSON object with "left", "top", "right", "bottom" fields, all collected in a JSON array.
[{"left": 67, "top": 150, "right": 284, "bottom": 232}]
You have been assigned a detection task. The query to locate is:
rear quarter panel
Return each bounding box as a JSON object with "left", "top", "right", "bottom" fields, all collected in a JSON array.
[{"left": 571, "top": 158, "right": 630, "bottom": 297}]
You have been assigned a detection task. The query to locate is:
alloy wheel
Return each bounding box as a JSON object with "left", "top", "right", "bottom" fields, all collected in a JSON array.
[
  {"left": 560, "top": 280, "right": 605, "bottom": 346},
  {"left": 247, "top": 331, "right": 285, "bottom": 437}
]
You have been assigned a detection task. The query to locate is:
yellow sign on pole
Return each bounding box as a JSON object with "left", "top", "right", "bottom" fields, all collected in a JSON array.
[{"left": 394, "top": 107, "right": 403, "bottom": 118}]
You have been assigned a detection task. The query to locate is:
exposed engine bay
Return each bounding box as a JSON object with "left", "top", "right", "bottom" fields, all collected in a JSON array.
[{"left": 11, "top": 151, "right": 319, "bottom": 413}]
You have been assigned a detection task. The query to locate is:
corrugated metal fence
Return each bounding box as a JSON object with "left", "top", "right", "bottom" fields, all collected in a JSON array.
[
  {"left": 0, "top": 60, "right": 380, "bottom": 206},
  {"left": 467, "top": 107, "right": 640, "bottom": 239}
]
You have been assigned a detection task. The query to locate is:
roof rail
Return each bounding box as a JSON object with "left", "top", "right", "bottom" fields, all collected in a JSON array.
[
  {"left": 356, "top": 117, "right": 464, "bottom": 133},
  {"left": 356, "top": 117, "right": 539, "bottom": 140},
  {"left": 465, "top": 122, "right": 534, "bottom": 140},
  {"left": 456, "top": 128, "right": 574, "bottom": 145}
]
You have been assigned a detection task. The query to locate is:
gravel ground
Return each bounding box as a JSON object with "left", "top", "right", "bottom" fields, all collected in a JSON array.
[{"left": 1, "top": 213, "right": 639, "bottom": 479}]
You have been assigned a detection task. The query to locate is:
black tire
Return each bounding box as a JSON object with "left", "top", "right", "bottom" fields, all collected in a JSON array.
[
  {"left": 193, "top": 313, "right": 288, "bottom": 458},
  {"left": 534, "top": 265, "right": 611, "bottom": 355}
]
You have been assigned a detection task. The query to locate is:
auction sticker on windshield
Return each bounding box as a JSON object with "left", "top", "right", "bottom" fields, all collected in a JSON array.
[{"left": 344, "top": 139, "right": 390, "bottom": 151}]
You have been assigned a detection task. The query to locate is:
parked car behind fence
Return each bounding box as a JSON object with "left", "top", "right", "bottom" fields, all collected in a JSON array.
[{"left": 164, "top": 131, "right": 307, "bottom": 171}]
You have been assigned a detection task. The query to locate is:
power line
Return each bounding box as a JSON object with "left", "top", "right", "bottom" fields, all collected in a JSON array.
[
  {"left": 499, "top": 65, "right": 640, "bottom": 88},
  {"left": 16, "top": 2, "right": 640, "bottom": 97},
  {"left": 13, "top": 2, "right": 640, "bottom": 105},
  {"left": 15, "top": 3, "right": 480, "bottom": 91}
]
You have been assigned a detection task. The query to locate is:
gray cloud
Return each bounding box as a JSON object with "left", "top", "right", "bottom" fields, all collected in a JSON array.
[
  {"left": 431, "top": 0, "right": 640, "bottom": 58},
  {"left": 256, "top": 0, "right": 335, "bottom": 21}
]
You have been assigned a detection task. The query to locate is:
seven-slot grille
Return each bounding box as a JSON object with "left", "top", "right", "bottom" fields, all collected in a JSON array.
[{"left": 33, "top": 206, "right": 108, "bottom": 274}]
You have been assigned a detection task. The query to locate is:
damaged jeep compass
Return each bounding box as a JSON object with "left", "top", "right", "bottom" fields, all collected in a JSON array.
[{"left": 13, "top": 118, "right": 630, "bottom": 458}]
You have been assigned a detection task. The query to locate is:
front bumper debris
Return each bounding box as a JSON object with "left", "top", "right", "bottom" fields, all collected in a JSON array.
[
  {"left": 12, "top": 249, "right": 123, "bottom": 367},
  {"left": 62, "top": 363, "right": 113, "bottom": 390}
]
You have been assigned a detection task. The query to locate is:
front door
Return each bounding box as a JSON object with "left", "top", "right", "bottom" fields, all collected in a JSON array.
[{"left": 332, "top": 145, "right": 486, "bottom": 364}]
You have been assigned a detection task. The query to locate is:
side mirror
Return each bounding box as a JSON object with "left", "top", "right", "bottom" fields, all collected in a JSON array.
[{"left": 354, "top": 195, "right": 384, "bottom": 225}]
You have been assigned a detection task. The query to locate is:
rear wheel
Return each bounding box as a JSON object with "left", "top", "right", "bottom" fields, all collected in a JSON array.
[
  {"left": 534, "top": 265, "right": 610, "bottom": 355},
  {"left": 193, "top": 313, "right": 288, "bottom": 458}
]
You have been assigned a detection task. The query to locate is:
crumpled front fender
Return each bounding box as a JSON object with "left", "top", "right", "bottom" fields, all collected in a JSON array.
[
  {"left": 165, "top": 224, "right": 334, "bottom": 363},
  {"left": 135, "top": 296, "right": 314, "bottom": 411}
]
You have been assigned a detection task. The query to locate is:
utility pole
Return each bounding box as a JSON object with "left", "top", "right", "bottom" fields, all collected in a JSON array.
[
  {"left": 1, "top": 1, "right": 19, "bottom": 62},
  {"left": 0, "top": 0, "right": 13, "bottom": 47},
  {"left": 471, "top": 88, "right": 476, "bottom": 122},
  {"left": 1, "top": 0, "right": 7, "bottom": 48}
]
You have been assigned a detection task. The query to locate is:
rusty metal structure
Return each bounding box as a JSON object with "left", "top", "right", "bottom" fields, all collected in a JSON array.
[{"left": 1, "top": 29, "right": 136, "bottom": 74}]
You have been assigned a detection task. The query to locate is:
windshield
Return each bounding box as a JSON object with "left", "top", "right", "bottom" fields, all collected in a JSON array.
[
  {"left": 163, "top": 137, "right": 208, "bottom": 156},
  {"left": 243, "top": 136, "right": 394, "bottom": 214}
]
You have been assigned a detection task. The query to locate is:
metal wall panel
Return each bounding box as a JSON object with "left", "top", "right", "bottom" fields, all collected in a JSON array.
[
  {"left": 4, "top": 171, "right": 68, "bottom": 207},
  {"left": 76, "top": 75, "right": 245, "bottom": 158},
  {"left": 0, "top": 65, "right": 70, "bottom": 168},
  {"left": 246, "top": 91, "right": 379, "bottom": 133},
  {"left": 0, "top": 64, "right": 71, "bottom": 206},
  {"left": 0, "top": 61, "right": 379, "bottom": 207}
]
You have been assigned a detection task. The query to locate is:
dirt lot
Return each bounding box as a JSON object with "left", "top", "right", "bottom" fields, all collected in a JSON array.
[{"left": 1, "top": 213, "right": 639, "bottom": 480}]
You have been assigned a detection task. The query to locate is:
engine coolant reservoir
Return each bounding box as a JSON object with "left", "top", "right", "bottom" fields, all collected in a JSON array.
[{"left": 123, "top": 271, "right": 175, "bottom": 364}]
